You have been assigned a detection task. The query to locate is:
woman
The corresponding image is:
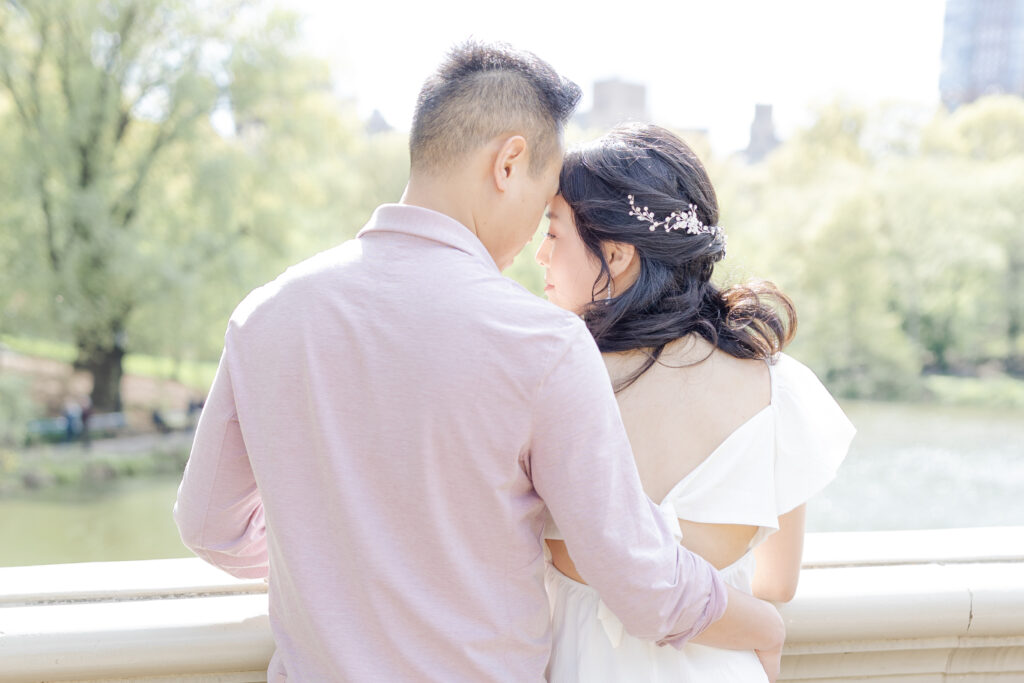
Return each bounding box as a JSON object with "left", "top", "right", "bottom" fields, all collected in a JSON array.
[{"left": 535, "top": 123, "right": 855, "bottom": 681}]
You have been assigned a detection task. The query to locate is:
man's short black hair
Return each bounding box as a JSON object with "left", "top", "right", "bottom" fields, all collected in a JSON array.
[{"left": 410, "top": 40, "right": 582, "bottom": 175}]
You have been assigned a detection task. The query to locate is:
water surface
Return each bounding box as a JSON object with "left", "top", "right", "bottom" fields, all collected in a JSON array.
[{"left": 2, "top": 401, "right": 1021, "bottom": 567}]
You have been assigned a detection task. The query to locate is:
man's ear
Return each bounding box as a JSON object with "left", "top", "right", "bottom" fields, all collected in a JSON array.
[
  {"left": 492, "top": 135, "right": 528, "bottom": 192},
  {"left": 603, "top": 241, "right": 637, "bottom": 279}
]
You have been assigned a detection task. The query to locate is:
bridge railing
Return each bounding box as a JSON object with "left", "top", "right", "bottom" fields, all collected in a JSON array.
[{"left": 1, "top": 527, "right": 1021, "bottom": 682}]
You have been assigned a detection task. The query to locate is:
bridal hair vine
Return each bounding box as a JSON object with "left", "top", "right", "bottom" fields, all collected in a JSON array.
[{"left": 627, "top": 194, "right": 725, "bottom": 242}]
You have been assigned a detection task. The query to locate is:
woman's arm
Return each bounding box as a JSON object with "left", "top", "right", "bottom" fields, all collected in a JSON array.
[{"left": 751, "top": 504, "right": 806, "bottom": 603}]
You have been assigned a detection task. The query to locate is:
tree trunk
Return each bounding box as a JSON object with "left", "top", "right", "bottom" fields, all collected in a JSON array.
[
  {"left": 80, "top": 342, "right": 126, "bottom": 412},
  {"left": 1008, "top": 253, "right": 1023, "bottom": 377}
]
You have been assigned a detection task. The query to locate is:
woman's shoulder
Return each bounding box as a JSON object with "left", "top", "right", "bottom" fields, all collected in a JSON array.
[
  {"left": 603, "top": 336, "right": 770, "bottom": 390},
  {"left": 651, "top": 348, "right": 855, "bottom": 525},
  {"left": 769, "top": 353, "right": 846, "bottom": 411}
]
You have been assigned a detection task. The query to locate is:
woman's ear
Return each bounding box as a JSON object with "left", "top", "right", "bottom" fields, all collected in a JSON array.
[{"left": 603, "top": 241, "right": 637, "bottom": 279}]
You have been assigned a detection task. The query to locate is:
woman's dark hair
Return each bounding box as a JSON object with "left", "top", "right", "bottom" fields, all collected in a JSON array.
[{"left": 559, "top": 123, "right": 796, "bottom": 391}]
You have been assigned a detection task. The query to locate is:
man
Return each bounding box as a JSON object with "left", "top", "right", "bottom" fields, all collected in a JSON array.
[{"left": 174, "top": 41, "right": 784, "bottom": 682}]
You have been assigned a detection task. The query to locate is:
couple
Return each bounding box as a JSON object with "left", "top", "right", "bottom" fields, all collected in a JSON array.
[{"left": 173, "top": 40, "right": 853, "bottom": 682}]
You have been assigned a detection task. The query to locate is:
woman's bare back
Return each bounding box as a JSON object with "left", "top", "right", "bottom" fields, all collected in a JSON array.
[{"left": 548, "top": 335, "right": 772, "bottom": 580}]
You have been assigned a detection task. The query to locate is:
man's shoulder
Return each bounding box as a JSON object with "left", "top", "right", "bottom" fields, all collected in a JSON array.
[
  {"left": 229, "top": 241, "right": 359, "bottom": 328},
  {"left": 481, "top": 276, "right": 590, "bottom": 343}
]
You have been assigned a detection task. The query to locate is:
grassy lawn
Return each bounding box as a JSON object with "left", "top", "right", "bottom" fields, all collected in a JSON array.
[
  {"left": 1, "top": 335, "right": 218, "bottom": 391},
  {"left": 5, "top": 334, "right": 1024, "bottom": 410},
  {"left": 924, "top": 373, "right": 1024, "bottom": 410},
  {"left": 0, "top": 336, "right": 77, "bottom": 364}
]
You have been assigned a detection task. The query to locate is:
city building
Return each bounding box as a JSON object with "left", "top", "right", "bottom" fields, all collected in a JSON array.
[
  {"left": 365, "top": 109, "right": 393, "bottom": 135},
  {"left": 744, "top": 103, "right": 780, "bottom": 163},
  {"left": 578, "top": 78, "right": 649, "bottom": 130},
  {"left": 940, "top": 0, "right": 1024, "bottom": 108}
]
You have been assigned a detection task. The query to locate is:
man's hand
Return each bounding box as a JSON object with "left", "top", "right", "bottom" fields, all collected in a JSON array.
[{"left": 690, "top": 584, "right": 785, "bottom": 680}]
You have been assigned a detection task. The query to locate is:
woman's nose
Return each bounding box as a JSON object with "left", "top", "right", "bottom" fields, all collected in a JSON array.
[{"left": 535, "top": 240, "right": 549, "bottom": 267}]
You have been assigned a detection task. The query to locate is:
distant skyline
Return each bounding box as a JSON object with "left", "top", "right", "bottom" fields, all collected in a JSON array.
[{"left": 294, "top": 0, "right": 946, "bottom": 152}]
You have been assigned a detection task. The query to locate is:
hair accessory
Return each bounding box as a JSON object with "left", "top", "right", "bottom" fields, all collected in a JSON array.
[{"left": 627, "top": 194, "right": 725, "bottom": 243}]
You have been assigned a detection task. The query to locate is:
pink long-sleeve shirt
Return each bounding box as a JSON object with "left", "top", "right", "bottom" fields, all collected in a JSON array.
[{"left": 173, "top": 203, "right": 727, "bottom": 682}]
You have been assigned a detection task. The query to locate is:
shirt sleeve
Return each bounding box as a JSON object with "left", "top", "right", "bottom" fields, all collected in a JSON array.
[
  {"left": 528, "top": 322, "right": 727, "bottom": 647},
  {"left": 172, "top": 341, "right": 268, "bottom": 579}
]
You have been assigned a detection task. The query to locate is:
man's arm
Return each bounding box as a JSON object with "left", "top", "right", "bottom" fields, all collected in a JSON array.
[
  {"left": 692, "top": 585, "right": 785, "bottom": 681},
  {"left": 529, "top": 322, "right": 727, "bottom": 645},
  {"left": 173, "top": 342, "right": 268, "bottom": 579}
]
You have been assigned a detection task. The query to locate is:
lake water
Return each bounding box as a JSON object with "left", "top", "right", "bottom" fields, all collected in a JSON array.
[{"left": 2, "top": 401, "right": 1022, "bottom": 567}]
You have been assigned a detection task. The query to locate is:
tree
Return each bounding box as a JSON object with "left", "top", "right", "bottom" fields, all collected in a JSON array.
[
  {"left": 0, "top": 1, "right": 236, "bottom": 408},
  {"left": 919, "top": 96, "right": 1024, "bottom": 375},
  {"left": 0, "top": 1, "right": 399, "bottom": 410}
]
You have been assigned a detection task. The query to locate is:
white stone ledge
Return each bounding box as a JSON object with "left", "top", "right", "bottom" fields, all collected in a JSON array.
[
  {"left": 0, "top": 595, "right": 272, "bottom": 682},
  {"left": 779, "top": 562, "right": 1024, "bottom": 642},
  {"left": 1, "top": 528, "right": 1022, "bottom": 682},
  {"left": 801, "top": 526, "right": 1024, "bottom": 568},
  {"left": 0, "top": 558, "right": 265, "bottom": 607}
]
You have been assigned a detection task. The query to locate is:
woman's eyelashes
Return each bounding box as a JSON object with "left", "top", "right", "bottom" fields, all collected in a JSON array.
[{"left": 544, "top": 232, "right": 556, "bottom": 239}]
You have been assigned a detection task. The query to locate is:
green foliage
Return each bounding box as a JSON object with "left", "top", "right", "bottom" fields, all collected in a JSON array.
[
  {"left": 1, "top": 334, "right": 217, "bottom": 391},
  {"left": 505, "top": 225, "right": 548, "bottom": 296},
  {"left": 122, "top": 353, "right": 218, "bottom": 391},
  {"left": 0, "top": 441, "right": 190, "bottom": 496},
  {"left": 923, "top": 95, "right": 1024, "bottom": 160},
  {"left": 716, "top": 96, "right": 1024, "bottom": 398},
  {"left": 924, "top": 373, "right": 1024, "bottom": 410},
  {"left": 0, "top": 336, "right": 77, "bottom": 363},
  {"left": 1, "top": 1, "right": 1020, "bottom": 408},
  {"left": 0, "top": 1, "right": 409, "bottom": 407},
  {"left": 0, "top": 372, "right": 40, "bottom": 447}
]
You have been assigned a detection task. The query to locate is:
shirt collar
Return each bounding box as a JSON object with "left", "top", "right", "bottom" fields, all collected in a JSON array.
[{"left": 358, "top": 203, "right": 499, "bottom": 272}]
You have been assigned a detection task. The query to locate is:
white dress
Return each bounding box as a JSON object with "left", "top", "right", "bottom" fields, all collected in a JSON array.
[{"left": 544, "top": 353, "right": 856, "bottom": 682}]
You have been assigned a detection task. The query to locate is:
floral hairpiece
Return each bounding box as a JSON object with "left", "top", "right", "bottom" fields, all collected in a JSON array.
[{"left": 627, "top": 194, "right": 725, "bottom": 242}]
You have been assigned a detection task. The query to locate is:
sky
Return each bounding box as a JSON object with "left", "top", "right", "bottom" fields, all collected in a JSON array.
[{"left": 292, "top": 0, "right": 947, "bottom": 153}]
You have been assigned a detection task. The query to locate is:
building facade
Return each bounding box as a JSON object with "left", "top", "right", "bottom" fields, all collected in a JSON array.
[
  {"left": 745, "top": 103, "right": 780, "bottom": 163},
  {"left": 940, "top": 0, "right": 1024, "bottom": 108},
  {"left": 579, "top": 78, "right": 649, "bottom": 130}
]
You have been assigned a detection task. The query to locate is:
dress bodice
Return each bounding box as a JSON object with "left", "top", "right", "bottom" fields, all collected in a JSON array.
[
  {"left": 544, "top": 354, "right": 855, "bottom": 680},
  {"left": 655, "top": 353, "right": 855, "bottom": 548},
  {"left": 545, "top": 353, "right": 855, "bottom": 551}
]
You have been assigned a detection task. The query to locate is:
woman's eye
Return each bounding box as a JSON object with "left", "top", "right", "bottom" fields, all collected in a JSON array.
[{"left": 544, "top": 232, "right": 556, "bottom": 239}]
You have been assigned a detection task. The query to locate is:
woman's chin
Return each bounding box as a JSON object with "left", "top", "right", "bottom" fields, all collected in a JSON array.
[{"left": 544, "top": 292, "right": 563, "bottom": 307}]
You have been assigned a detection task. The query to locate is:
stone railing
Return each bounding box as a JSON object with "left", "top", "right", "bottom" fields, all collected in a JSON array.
[{"left": 1, "top": 527, "right": 1022, "bottom": 682}]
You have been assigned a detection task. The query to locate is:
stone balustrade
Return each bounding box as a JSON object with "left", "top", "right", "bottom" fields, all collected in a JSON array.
[{"left": 1, "top": 527, "right": 1021, "bottom": 682}]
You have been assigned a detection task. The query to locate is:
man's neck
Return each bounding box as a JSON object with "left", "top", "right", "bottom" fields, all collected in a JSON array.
[{"left": 400, "top": 175, "right": 479, "bottom": 239}]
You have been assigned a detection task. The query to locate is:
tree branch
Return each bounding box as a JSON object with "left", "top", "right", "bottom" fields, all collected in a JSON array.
[
  {"left": 111, "top": 71, "right": 173, "bottom": 147},
  {"left": 36, "top": 170, "right": 61, "bottom": 270},
  {"left": 114, "top": 101, "right": 208, "bottom": 227},
  {"left": 25, "top": 10, "right": 48, "bottom": 124},
  {"left": 76, "top": 4, "right": 140, "bottom": 189},
  {"left": 2, "top": 7, "right": 63, "bottom": 270},
  {"left": 88, "top": 4, "right": 137, "bottom": 145},
  {"left": 56, "top": 16, "right": 75, "bottom": 110},
  {"left": 0, "top": 58, "right": 31, "bottom": 127},
  {"left": 0, "top": 10, "right": 33, "bottom": 128},
  {"left": 133, "top": 223, "right": 249, "bottom": 304}
]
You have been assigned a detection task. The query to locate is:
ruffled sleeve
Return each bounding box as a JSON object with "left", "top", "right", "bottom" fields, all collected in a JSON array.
[
  {"left": 661, "top": 353, "right": 855, "bottom": 536},
  {"left": 770, "top": 354, "right": 856, "bottom": 516}
]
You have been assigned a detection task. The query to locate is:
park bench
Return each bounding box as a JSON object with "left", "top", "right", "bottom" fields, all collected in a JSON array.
[{"left": 25, "top": 412, "right": 127, "bottom": 444}]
